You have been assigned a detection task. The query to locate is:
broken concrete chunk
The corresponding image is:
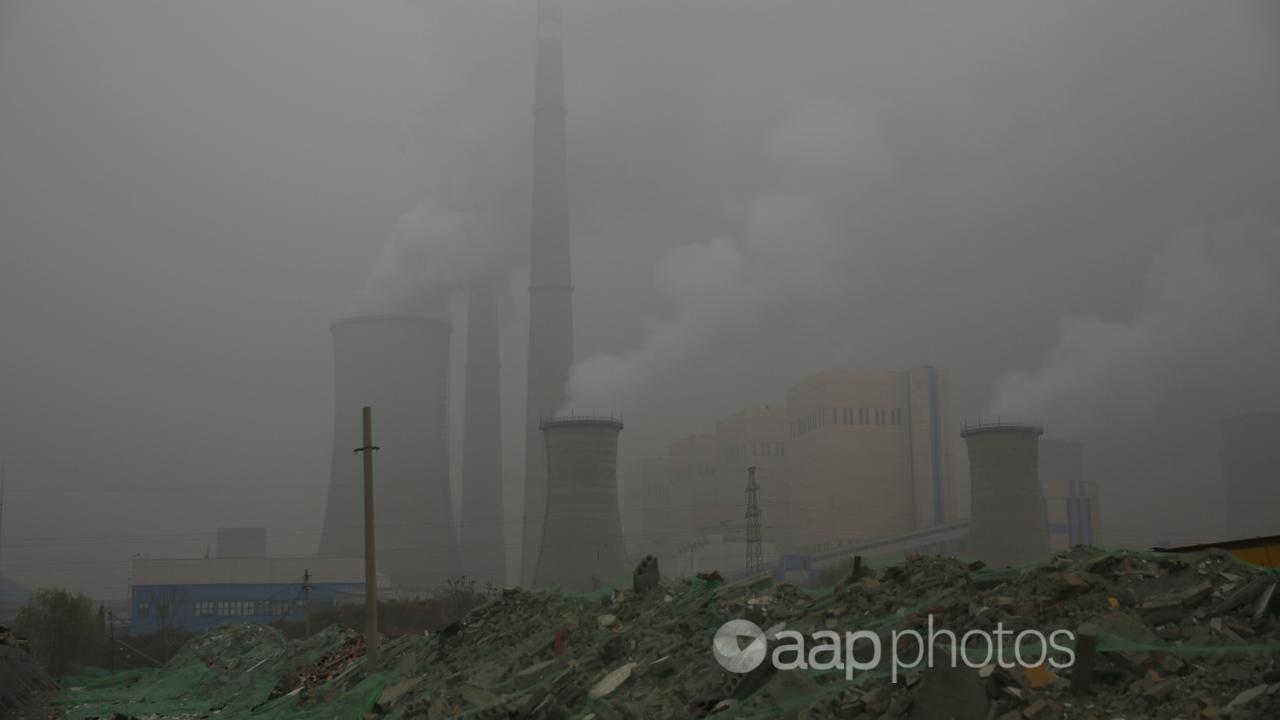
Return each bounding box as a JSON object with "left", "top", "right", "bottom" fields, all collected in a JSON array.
[{"left": 588, "top": 662, "right": 635, "bottom": 698}]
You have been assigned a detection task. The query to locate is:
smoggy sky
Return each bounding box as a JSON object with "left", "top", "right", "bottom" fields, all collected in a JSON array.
[{"left": 1, "top": 0, "right": 1278, "bottom": 597}]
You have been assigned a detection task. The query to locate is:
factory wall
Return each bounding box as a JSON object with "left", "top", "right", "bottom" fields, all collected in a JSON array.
[
  {"left": 128, "top": 556, "right": 375, "bottom": 636},
  {"left": 631, "top": 367, "right": 957, "bottom": 563},
  {"left": 787, "top": 369, "right": 950, "bottom": 551},
  {"left": 638, "top": 457, "right": 674, "bottom": 556},
  {"left": 665, "top": 433, "right": 719, "bottom": 550}
]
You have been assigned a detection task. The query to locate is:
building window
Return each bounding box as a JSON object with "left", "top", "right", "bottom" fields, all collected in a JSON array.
[
  {"left": 136, "top": 602, "right": 150, "bottom": 618},
  {"left": 195, "top": 601, "right": 216, "bottom": 617},
  {"left": 859, "top": 408, "right": 868, "bottom": 424}
]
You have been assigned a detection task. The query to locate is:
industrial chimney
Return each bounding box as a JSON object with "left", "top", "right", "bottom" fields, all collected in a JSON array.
[
  {"left": 962, "top": 422, "right": 1050, "bottom": 567},
  {"left": 318, "top": 315, "right": 459, "bottom": 590},
  {"left": 460, "top": 284, "right": 506, "bottom": 587},
  {"left": 534, "top": 415, "right": 626, "bottom": 591},
  {"left": 522, "top": 0, "right": 576, "bottom": 586}
]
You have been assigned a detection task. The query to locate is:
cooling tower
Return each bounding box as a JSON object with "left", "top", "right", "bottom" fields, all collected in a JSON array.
[
  {"left": 962, "top": 422, "right": 1050, "bottom": 567},
  {"left": 1220, "top": 412, "right": 1280, "bottom": 539},
  {"left": 460, "top": 284, "right": 506, "bottom": 587},
  {"left": 318, "top": 315, "right": 459, "bottom": 590},
  {"left": 533, "top": 416, "right": 626, "bottom": 591}
]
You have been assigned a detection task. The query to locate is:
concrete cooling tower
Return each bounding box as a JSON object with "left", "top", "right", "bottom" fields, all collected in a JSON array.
[
  {"left": 1220, "top": 412, "right": 1280, "bottom": 539},
  {"left": 318, "top": 315, "right": 459, "bottom": 590},
  {"left": 962, "top": 422, "right": 1050, "bottom": 567},
  {"left": 534, "top": 416, "right": 627, "bottom": 591}
]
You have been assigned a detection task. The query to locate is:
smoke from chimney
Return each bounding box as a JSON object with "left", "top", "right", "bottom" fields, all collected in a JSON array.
[
  {"left": 987, "top": 218, "right": 1280, "bottom": 436},
  {"left": 562, "top": 100, "right": 892, "bottom": 414}
]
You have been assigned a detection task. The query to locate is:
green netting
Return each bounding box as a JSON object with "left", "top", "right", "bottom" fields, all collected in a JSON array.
[{"left": 48, "top": 546, "right": 1280, "bottom": 719}]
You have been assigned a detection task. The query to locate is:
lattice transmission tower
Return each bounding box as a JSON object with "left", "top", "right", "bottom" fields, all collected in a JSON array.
[{"left": 745, "top": 466, "right": 764, "bottom": 574}]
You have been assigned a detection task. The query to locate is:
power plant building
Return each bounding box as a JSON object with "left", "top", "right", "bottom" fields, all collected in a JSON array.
[
  {"left": 665, "top": 433, "right": 720, "bottom": 551},
  {"left": 534, "top": 416, "right": 627, "bottom": 591},
  {"left": 1039, "top": 439, "right": 1101, "bottom": 550},
  {"left": 787, "top": 368, "right": 957, "bottom": 552},
  {"left": 633, "top": 367, "right": 956, "bottom": 571},
  {"left": 962, "top": 422, "right": 1050, "bottom": 567},
  {"left": 638, "top": 457, "right": 674, "bottom": 556},
  {"left": 318, "top": 315, "right": 459, "bottom": 591}
]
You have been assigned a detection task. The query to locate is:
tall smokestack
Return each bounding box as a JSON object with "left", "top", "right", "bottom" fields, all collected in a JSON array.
[
  {"left": 318, "top": 315, "right": 459, "bottom": 589},
  {"left": 522, "top": 0, "right": 575, "bottom": 585},
  {"left": 535, "top": 416, "right": 627, "bottom": 591},
  {"left": 460, "top": 284, "right": 505, "bottom": 586},
  {"left": 962, "top": 422, "right": 1050, "bottom": 567}
]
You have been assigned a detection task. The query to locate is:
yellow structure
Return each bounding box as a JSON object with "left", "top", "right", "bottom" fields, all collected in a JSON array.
[
  {"left": 787, "top": 368, "right": 957, "bottom": 551},
  {"left": 635, "top": 367, "right": 957, "bottom": 563},
  {"left": 1160, "top": 536, "right": 1280, "bottom": 568}
]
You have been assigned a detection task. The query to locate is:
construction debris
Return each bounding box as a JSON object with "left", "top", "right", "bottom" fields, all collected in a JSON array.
[
  {"left": 52, "top": 547, "right": 1280, "bottom": 719},
  {"left": 0, "top": 625, "right": 54, "bottom": 714}
]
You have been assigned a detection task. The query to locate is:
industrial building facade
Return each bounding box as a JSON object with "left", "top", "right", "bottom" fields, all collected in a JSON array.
[
  {"left": 635, "top": 366, "right": 957, "bottom": 571},
  {"left": 128, "top": 556, "right": 376, "bottom": 636},
  {"left": 787, "top": 367, "right": 957, "bottom": 551}
]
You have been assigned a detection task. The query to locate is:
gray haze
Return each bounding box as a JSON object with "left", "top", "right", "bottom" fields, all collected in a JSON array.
[{"left": 1, "top": 0, "right": 1278, "bottom": 597}]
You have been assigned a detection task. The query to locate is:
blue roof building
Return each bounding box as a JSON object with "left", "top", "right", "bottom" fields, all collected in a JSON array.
[{"left": 128, "top": 556, "right": 380, "bottom": 636}]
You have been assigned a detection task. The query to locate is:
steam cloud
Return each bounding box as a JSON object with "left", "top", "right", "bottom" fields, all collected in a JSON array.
[
  {"left": 987, "top": 219, "right": 1280, "bottom": 435},
  {"left": 354, "top": 200, "right": 502, "bottom": 318},
  {"left": 563, "top": 101, "right": 892, "bottom": 413}
]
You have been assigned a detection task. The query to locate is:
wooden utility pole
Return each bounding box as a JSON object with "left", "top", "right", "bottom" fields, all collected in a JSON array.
[
  {"left": 302, "top": 568, "right": 312, "bottom": 638},
  {"left": 107, "top": 610, "right": 116, "bottom": 671},
  {"left": 354, "top": 406, "right": 380, "bottom": 663}
]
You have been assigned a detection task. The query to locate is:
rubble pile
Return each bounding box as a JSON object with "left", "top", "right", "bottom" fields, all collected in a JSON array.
[
  {"left": 53, "top": 547, "right": 1280, "bottom": 719},
  {"left": 1, "top": 624, "right": 54, "bottom": 712}
]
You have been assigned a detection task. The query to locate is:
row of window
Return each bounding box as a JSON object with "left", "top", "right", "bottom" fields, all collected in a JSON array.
[
  {"left": 721, "top": 440, "right": 787, "bottom": 462},
  {"left": 695, "top": 463, "right": 716, "bottom": 478},
  {"left": 134, "top": 602, "right": 168, "bottom": 619},
  {"left": 833, "top": 407, "right": 903, "bottom": 427},
  {"left": 792, "top": 410, "right": 825, "bottom": 436},
  {"left": 790, "top": 407, "right": 904, "bottom": 436},
  {"left": 192, "top": 600, "right": 299, "bottom": 618},
  {"left": 138, "top": 597, "right": 300, "bottom": 620}
]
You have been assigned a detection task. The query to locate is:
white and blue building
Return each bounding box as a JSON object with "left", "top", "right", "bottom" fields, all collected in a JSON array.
[{"left": 129, "top": 555, "right": 382, "bottom": 636}]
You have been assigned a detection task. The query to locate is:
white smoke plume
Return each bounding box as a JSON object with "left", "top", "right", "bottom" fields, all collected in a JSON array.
[
  {"left": 563, "top": 100, "right": 891, "bottom": 413},
  {"left": 988, "top": 219, "right": 1280, "bottom": 435},
  {"left": 353, "top": 199, "right": 502, "bottom": 318}
]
